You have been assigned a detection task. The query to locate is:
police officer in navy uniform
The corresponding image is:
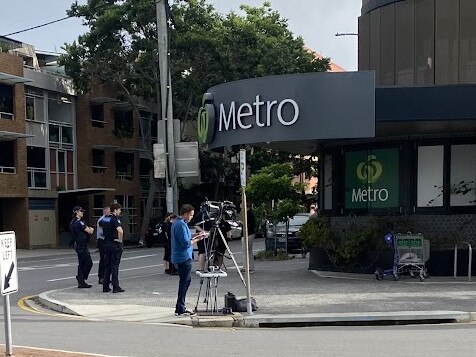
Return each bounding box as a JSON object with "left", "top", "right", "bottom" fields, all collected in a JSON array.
[
  {"left": 70, "top": 206, "right": 94, "bottom": 288},
  {"left": 100, "top": 202, "right": 125, "bottom": 293}
]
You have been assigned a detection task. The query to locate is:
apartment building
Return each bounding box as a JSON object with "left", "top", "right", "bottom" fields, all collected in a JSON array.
[{"left": 0, "top": 36, "right": 161, "bottom": 248}]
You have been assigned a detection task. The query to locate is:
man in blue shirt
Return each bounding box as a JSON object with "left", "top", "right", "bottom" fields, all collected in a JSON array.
[
  {"left": 70, "top": 206, "right": 94, "bottom": 288},
  {"left": 171, "top": 204, "right": 206, "bottom": 316}
]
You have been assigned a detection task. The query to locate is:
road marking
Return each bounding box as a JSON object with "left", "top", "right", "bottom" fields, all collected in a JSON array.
[
  {"left": 7, "top": 342, "right": 126, "bottom": 357},
  {"left": 19, "top": 254, "right": 158, "bottom": 272},
  {"left": 17, "top": 295, "right": 85, "bottom": 320},
  {"left": 47, "top": 264, "right": 164, "bottom": 282}
]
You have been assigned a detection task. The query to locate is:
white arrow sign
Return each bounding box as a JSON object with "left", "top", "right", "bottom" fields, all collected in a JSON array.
[{"left": 0, "top": 232, "right": 18, "bottom": 295}]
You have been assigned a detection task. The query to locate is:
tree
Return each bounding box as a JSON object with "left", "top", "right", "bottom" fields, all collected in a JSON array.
[
  {"left": 60, "top": 0, "right": 330, "bottom": 232},
  {"left": 246, "top": 163, "right": 304, "bottom": 252}
]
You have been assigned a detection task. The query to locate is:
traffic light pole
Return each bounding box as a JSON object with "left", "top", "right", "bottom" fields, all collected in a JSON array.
[{"left": 156, "top": 0, "right": 178, "bottom": 214}]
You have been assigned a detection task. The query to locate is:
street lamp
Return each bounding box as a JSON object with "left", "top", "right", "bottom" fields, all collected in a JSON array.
[{"left": 335, "top": 33, "right": 358, "bottom": 37}]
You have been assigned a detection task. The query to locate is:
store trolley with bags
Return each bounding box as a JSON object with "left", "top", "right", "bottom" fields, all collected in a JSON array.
[{"left": 375, "top": 232, "right": 430, "bottom": 281}]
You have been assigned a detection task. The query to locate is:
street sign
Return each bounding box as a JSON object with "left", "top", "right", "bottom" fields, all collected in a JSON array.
[
  {"left": 240, "top": 149, "right": 246, "bottom": 187},
  {"left": 153, "top": 142, "right": 199, "bottom": 178},
  {"left": 0, "top": 232, "right": 18, "bottom": 295}
]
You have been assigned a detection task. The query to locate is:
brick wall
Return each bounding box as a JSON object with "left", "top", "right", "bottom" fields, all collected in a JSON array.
[{"left": 330, "top": 214, "right": 476, "bottom": 247}]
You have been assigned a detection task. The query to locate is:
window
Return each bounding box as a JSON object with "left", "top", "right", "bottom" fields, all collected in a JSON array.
[
  {"left": 459, "top": 0, "right": 476, "bottom": 83},
  {"left": 58, "top": 151, "right": 66, "bottom": 173},
  {"left": 91, "top": 104, "right": 105, "bottom": 128},
  {"left": 417, "top": 146, "right": 444, "bottom": 207},
  {"left": 395, "top": 0, "right": 415, "bottom": 85},
  {"left": 369, "top": 9, "right": 381, "bottom": 83},
  {"left": 93, "top": 195, "right": 105, "bottom": 220},
  {"left": 27, "top": 146, "right": 47, "bottom": 189},
  {"left": 49, "top": 123, "right": 73, "bottom": 147},
  {"left": 415, "top": 0, "right": 435, "bottom": 84},
  {"left": 114, "top": 110, "right": 134, "bottom": 138},
  {"left": 115, "top": 152, "right": 134, "bottom": 180},
  {"left": 435, "top": 0, "right": 459, "bottom": 84},
  {"left": 92, "top": 149, "right": 106, "bottom": 173},
  {"left": 450, "top": 145, "right": 476, "bottom": 206},
  {"left": 0, "top": 141, "right": 15, "bottom": 173},
  {"left": 25, "top": 90, "right": 45, "bottom": 122},
  {"left": 0, "top": 84, "right": 14, "bottom": 120},
  {"left": 380, "top": 4, "right": 396, "bottom": 85},
  {"left": 48, "top": 94, "right": 73, "bottom": 123},
  {"left": 49, "top": 124, "right": 60, "bottom": 143},
  {"left": 115, "top": 195, "right": 137, "bottom": 235}
]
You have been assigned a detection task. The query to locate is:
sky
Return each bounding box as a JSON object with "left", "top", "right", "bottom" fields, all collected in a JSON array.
[{"left": 0, "top": 0, "right": 361, "bottom": 71}]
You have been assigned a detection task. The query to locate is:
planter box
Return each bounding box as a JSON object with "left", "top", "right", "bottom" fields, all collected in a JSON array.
[
  {"left": 308, "top": 247, "right": 393, "bottom": 274},
  {"left": 310, "top": 246, "right": 476, "bottom": 276}
]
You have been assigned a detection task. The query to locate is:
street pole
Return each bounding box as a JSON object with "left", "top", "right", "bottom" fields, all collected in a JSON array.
[
  {"left": 4, "top": 295, "right": 12, "bottom": 356},
  {"left": 240, "top": 149, "right": 253, "bottom": 315},
  {"left": 156, "top": 0, "right": 178, "bottom": 214}
]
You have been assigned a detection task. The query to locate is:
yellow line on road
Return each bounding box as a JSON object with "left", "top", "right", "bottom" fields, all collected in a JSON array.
[{"left": 17, "top": 295, "right": 85, "bottom": 320}]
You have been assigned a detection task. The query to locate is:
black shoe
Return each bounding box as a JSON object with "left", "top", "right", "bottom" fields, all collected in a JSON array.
[
  {"left": 112, "top": 287, "right": 125, "bottom": 293},
  {"left": 98, "top": 278, "right": 104, "bottom": 284},
  {"left": 165, "top": 269, "right": 170, "bottom": 274},
  {"left": 78, "top": 282, "right": 92, "bottom": 289},
  {"left": 103, "top": 287, "right": 111, "bottom": 293},
  {"left": 171, "top": 270, "right": 179, "bottom": 275}
]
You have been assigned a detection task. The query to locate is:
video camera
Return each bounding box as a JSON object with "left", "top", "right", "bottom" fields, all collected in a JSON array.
[{"left": 201, "top": 199, "right": 237, "bottom": 223}]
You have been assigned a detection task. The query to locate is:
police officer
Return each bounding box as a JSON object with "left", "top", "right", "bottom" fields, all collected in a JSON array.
[
  {"left": 70, "top": 206, "right": 94, "bottom": 288},
  {"left": 100, "top": 203, "right": 125, "bottom": 293},
  {"left": 96, "top": 205, "right": 110, "bottom": 284}
]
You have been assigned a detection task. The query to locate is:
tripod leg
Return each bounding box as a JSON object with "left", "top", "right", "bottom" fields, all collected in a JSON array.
[
  {"left": 194, "top": 277, "right": 204, "bottom": 312},
  {"left": 216, "top": 228, "right": 247, "bottom": 287}
]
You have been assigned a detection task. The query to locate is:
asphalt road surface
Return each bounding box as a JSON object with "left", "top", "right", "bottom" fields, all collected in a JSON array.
[{"left": 0, "top": 241, "right": 475, "bottom": 357}]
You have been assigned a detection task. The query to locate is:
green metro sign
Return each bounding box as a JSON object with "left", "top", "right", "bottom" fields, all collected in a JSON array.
[
  {"left": 344, "top": 148, "right": 399, "bottom": 209},
  {"left": 197, "top": 93, "right": 216, "bottom": 145}
]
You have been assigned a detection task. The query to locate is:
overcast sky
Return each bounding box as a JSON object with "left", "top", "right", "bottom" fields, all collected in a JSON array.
[{"left": 0, "top": 0, "right": 361, "bottom": 71}]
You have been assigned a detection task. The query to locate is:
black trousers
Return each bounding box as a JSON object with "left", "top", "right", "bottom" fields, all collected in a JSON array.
[
  {"left": 75, "top": 245, "right": 93, "bottom": 284},
  {"left": 103, "top": 241, "right": 123, "bottom": 288},
  {"left": 97, "top": 239, "right": 106, "bottom": 280}
]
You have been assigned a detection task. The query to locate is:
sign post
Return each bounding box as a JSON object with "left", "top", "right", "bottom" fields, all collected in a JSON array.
[
  {"left": 0, "top": 231, "right": 18, "bottom": 356},
  {"left": 240, "top": 150, "right": 253, "bottom": 315}
]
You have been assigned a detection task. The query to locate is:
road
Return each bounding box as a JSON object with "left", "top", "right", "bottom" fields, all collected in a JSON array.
[{"left": 0, "top": 240, "right": 475, "bottom": 356}]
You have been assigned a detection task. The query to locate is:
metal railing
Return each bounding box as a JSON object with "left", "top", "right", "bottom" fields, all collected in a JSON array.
[{"left": 454, "top": 242, "right": 473, "bottom": 282}]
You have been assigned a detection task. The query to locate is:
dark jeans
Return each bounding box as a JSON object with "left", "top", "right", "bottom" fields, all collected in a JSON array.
[
  {"left": 103, "top": 241, "right": 123, "bottom": 288},
  {"left": 75, "top": 245, "right": 93, "bottom": 284},
  {"left": 97, "top": 239, "right": 106, "bottom": 280},
  {"left": 175, "top": 259, "right": 192, "bottom": 314}
]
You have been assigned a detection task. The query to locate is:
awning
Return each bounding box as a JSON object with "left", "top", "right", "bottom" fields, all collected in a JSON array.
[
  {"left": 92, "top": 144, "right": 121, "bottom": 150},
  {"left": 90, "top": 97, "right": 120, "bottom": 105},
  {"left": 0, "top": 131, "right": 34, "bottom": 140},
  {"left": 57, "top": 188, "right": 116, "bottom": 196},
  {"left": 0, "top": 72, "right": 33, "bottom": 84},
  {"left": 114, "top": 101, "right": 151, "bottom": 112}
]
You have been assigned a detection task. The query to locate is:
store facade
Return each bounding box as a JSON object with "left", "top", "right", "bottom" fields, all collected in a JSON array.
[{"left": 199, "top": 0, "right": 476, "bottom": 274}]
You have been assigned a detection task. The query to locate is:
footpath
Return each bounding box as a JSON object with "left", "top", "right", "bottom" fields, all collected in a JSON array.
[{"left": 35, "top": 251, "right": 476, "bottom": 328}]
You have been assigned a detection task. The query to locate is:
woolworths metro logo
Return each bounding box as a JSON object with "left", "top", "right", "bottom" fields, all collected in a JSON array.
[
  {"left": 197, "top": 93, "right": 216, "bottom": 145},
  {"left": 356, "top": 155, "right": 383, "bottom": 184}
]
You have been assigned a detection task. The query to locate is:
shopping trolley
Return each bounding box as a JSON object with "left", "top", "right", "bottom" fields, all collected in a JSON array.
[{"left": 375, "top": 232, "right": 430, "bottom": 281}]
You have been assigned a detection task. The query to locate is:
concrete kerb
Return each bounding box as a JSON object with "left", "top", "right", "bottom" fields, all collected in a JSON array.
[
  {"left": 38, "top": 291, "right": 79, "bottom": 316},
  {"left": 37, "top": 290, "right": 475, "bottom": 328}
]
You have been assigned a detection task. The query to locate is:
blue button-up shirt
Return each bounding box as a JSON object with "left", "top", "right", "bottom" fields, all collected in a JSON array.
[{"left": 171, "top": 217, "right": 193, "bottom": 264}]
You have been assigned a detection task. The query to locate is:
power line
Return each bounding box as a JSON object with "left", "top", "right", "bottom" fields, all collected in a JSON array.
[{"left": 3, "top": 16, "right": 73, "bottom": 37}]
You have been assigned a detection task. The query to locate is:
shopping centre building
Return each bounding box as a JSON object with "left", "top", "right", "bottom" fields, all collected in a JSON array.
[{"left": 199, "top": 0, "right": 476, "bottom": 261}]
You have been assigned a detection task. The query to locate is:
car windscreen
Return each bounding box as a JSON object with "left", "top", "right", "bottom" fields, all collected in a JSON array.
[{"left": 276, "top": 215, "right": 310, "bottom": 227}]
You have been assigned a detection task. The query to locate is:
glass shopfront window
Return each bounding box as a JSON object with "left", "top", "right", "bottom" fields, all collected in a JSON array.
[
  {"left": 450, "top": 144, "right": 476, "bottom": 206},
  {"left": 417, "top": 146, "right": 444, "bottom": 207}
]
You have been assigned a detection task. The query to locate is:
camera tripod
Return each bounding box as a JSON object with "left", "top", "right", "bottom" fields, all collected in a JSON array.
[{"left": 194, "top": 220, "right": 246, "bottom": 313}]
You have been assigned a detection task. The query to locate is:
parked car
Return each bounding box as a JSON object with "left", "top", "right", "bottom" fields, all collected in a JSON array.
[
  {"left": 144, "top": 218, "right": 166, "bottom": 248},
  {"left": 265, "top": 213, "right": 311, "bottom": 253}
]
